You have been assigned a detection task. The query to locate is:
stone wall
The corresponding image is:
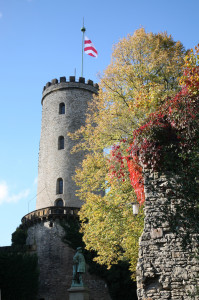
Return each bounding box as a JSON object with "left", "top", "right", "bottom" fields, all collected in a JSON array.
[
  {"left": 136, "top": 170, "right": 199, "bottom": 300},
  {"left": 26, "top": 219, "right": 111, "bottom": 300}
]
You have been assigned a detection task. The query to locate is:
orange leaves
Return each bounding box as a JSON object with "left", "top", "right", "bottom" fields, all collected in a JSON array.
[{"left": 108, "top": 142, "right": 145, "bottom": 205}]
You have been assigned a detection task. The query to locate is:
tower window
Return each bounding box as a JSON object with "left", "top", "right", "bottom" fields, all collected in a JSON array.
[
  {"left": 58, "top": 136, "right": 64, "bottom": 150},
  {"left": 57, "top": 178, "right": 63, "bottom": 194},
  {"left": 55, "top": 198, "right": 64, "bottom": 207},
  {"left": 59, "top": 103, "right": 65, "bottom": 114}
]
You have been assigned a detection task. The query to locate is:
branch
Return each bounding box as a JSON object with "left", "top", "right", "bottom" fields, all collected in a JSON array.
[{"left": 101, "top": 78, "right": 130, "bottom": 108}]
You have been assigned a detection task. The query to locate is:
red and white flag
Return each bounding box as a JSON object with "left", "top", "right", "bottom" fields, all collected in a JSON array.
[{"left": 84, "top": 36, "right": 98, "bottom": 58}]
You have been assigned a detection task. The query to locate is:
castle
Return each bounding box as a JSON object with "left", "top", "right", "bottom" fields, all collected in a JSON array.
[{"left": 12, "top": 75, "right": 199, "bottom": 299}]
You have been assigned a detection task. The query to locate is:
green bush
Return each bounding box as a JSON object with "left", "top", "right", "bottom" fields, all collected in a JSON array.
[{"left": 12, "top": 226, "right": 27, "bottom": 247}]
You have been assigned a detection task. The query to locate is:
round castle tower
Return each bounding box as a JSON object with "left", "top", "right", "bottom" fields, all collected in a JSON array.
[
  {"left": 22, "top": 77, "right": 111, "bottom": 300},
  {"left": 36, "top": 76, "right": 98, "bottom": 210}
]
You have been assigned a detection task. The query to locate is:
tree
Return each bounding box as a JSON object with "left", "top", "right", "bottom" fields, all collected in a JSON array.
[{"left": 70, "top": 28, "right": 186, "bottom": 277}]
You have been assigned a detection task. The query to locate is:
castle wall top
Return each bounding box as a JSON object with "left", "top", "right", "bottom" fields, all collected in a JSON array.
[{"left": 42, "top": 76, "right": 99, "bottom": 104}]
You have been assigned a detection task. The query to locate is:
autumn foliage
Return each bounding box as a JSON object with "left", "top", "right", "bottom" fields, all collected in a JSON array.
[
  {"left": 180, "top": 44, "right": 199, "bottom": 94},
  {"left": 126, "top": 157, "right": 145, "bottom": 205},
  {"left": 110, "top": 44, "right": 199, "bottom": 205},
  {"left": 124, "top": 89, "right": 199, "bottom": 204},
  {"left": 70, "top": 29, "right": 187, "bottom": 276}
]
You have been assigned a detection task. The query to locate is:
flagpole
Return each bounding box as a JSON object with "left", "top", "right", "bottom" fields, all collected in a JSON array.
[{"left": 81, "top": 18, "right": 86, "bottom": 77}]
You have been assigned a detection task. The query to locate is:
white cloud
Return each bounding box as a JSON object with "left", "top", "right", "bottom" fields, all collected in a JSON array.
[
  {"left": 0, "top": 181, "right": 30, "bottom": 205},
  {"left": 0, "top": 12, "right": 3, "bottom": 19}
]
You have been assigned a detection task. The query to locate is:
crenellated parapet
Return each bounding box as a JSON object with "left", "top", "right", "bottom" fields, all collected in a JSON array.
[{"left": 42, "top": 76, "right": 99, "bottom": 104}]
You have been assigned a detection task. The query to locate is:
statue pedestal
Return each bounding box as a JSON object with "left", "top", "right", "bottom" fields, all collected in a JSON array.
[{"left": 68, "top": 286, "right": 90, "bottom": 300}]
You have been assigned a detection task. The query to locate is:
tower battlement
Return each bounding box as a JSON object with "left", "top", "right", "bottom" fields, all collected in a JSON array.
[{"left": 42, "top": 76, "right": 99, "bottom": 104}]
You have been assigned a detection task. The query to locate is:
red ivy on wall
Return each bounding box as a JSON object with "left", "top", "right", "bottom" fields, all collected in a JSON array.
[{"left": 126, "top": 156, "right": 145, "bottom": 205}]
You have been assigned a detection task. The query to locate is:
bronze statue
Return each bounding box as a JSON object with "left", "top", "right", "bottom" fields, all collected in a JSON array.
[{"left": 72, "top": 247, "right": 86, "bottom": 286}]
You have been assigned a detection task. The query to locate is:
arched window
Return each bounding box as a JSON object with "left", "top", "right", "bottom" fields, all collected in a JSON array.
[
  {"left": 59, "top": 103, "right": 65, "bottom": 114},
  {"left": 58, "top": 136, "right": 64, "bottom": 150},
  {"left": 57, "top": 178, "right": 63, "bottom": 194},
  {"left": 55, "top": 198, "right": 64, "bottom": 207}
]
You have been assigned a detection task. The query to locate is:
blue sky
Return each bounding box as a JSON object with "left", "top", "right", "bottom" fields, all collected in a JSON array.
[{"left": 0, "top": 0, "right": 198, "bottom": 246}]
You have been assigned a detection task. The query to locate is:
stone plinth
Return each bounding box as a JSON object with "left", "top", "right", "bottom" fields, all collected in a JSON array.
[{"left": 68, "top": 287, "right": 90, "bottom": 300}]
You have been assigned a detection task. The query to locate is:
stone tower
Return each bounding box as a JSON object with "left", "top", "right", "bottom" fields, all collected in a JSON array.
[
  {"left": 22, "top": 76, "right": 111, "bottom": 300},
  {"left": 36, "top": 76, "right": 98, "bottom": 210}
]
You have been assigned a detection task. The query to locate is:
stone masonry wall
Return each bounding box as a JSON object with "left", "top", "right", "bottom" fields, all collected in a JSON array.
[
  {"left": 136, "top": 170, "right": 199, "bottom": 300},
  {"left": 26, "top": 219, "right": 111, "bottom": 300}
]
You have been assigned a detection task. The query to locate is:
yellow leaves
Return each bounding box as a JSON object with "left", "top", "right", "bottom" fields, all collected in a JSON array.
[
  {"left": 99, "top": 29, "right": 185, "bottom": 133},
  {"left": 81, "top": 205, "right": 143, "bottom": 271},
  {"left": 78, "top": 166, "right": 144, "bottom": 275}
]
